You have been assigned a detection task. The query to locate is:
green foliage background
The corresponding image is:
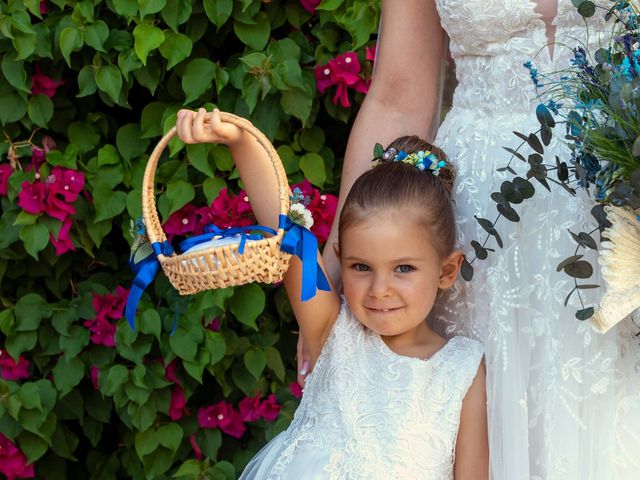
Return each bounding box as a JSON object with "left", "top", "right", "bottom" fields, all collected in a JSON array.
[{"left": 0, "top": 0, "right": 378, "bottom": 478}]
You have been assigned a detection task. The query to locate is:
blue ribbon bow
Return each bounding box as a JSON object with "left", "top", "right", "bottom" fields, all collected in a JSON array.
[
  {"left": 279, "top": 214, "right": 331, "bottom": 301},
  {"left": 125, "top": 240, "right": 174, "bottom": 331},
  {"left": 179, "top": 224, "right": 276, "bottom": 254}
]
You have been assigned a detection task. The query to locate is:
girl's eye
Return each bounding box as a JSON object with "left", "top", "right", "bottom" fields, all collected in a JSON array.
[
  {"left": 396, "top": 265, "right": 414, "bottom": 273},
  {"left": 352, "top": 263, "right": 370, "bottom": 272}
]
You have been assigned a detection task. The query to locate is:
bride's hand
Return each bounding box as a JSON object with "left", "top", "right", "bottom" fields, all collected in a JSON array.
[
  {"left": 297, "top": 333, "right": 311, "bottom": 387},
  {"left": 176, "top": 108, "right": 244, "bottom": 146}
]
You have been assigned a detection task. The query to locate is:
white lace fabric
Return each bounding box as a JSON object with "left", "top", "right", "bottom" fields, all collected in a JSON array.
[
  {"left": 432, "top": 1, "right": 640, "bottom": 479},
  {"left": 240, "top": 302, "right": 484, "bottom": 479}
]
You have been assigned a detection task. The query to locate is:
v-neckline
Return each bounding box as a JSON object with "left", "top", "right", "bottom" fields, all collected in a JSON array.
[{"left": 528, "top": 0, "right": 559, "bottom": 61}]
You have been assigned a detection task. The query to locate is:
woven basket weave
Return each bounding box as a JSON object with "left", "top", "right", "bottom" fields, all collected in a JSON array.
[{"left": 142, "top": 111, "right": 291, "bottom": 295}]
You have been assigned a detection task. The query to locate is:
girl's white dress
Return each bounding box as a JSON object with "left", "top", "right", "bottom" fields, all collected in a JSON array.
[
  {"left": 432, "top": 1, "right": 640, "bottom": 478},
  {"left": 240, "top": 302, "right": 483, "bottom": 479}
]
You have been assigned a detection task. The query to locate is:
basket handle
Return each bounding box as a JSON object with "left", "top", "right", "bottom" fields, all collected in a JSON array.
[{"left": 141, "top": 111, "right": 291, "bottom": 247}]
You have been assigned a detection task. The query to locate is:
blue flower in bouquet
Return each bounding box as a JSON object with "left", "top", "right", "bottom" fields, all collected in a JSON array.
[
  {"left": 523, "top": 60, "right": 544, "bottom": 88},
  {"left": 621, "top": 49, "right": 640, "bottom": 79}
]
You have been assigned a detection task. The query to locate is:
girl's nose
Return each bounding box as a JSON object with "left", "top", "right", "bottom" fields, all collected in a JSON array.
[{"left": 368, "top": 273, "right": 392, "bottom": 298}]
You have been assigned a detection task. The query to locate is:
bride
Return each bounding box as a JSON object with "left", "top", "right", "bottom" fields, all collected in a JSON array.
[{"left": 315, "top": 1, "right": 640, "bottom": 479}]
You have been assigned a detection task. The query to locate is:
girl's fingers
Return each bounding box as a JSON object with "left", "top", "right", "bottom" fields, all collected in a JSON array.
[
  {"left": 191, "top": 108, "right": 207, "bottom": 141},
  {"left": 176, "top": 109, "right": 195, "bottom": 143}
]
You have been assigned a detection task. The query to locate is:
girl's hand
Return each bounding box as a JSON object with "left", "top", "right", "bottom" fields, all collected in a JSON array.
[{"left": 176, "top": 108, "right": 244, "bottom": 146}]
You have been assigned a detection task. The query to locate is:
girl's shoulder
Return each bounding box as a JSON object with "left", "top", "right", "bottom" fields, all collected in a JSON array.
[{"left": 437, "top": 335, "right": 484, "bottom": 374}]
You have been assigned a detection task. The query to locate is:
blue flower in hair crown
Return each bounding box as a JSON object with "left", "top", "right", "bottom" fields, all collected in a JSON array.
[{"left": 373, "top": 143, "right": 446, "bottom": 175}]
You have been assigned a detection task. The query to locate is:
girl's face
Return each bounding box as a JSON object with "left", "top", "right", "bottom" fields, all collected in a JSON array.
[{"left": 340, "top": 209, "right": 462, "bottom": 347}]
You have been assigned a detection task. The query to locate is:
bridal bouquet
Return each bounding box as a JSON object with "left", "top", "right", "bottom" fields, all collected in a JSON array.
[{"left": 464, "top": 0, "right": 640, "bottom": 330}]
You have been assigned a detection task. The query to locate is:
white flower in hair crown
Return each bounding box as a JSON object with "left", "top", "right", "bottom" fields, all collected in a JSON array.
[
  {"left": 373, "top": 143, "right": 446, "bottom": 175},
  {"left": 288, "top": 188, "right": 314, "bottom": 229}
]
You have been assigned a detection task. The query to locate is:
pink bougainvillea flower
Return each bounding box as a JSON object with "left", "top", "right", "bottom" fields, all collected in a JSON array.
[
  {"left": 314, "top": 52, "right": 369, "bottom": 107},
  {"left": 291, "top": 180, "right": 338, "bottom": 244},
  {"left": 83, "top": 316, "right": 116, "bottom": 347},
  {"left": 238, "top": 394, "right": 262, "bottom": 422},
  {"left": 164, "top": 358, "right": 181, "bottom": 385},
  {"left": 164, "top": 203, "right": 200, "bottom": 240},
  {"left": 43, "top": 167, "right": 85, "bottom": 221},
  {"left": 300, "top": 0, "right": 321, "bottom": 13},
  {"left": 365, "top": 44, "right": 377, "bottom": 62},
  {"left": 189, "top": 434, "right": 203, "bottom": 461},
  {"left": 17, "top": 180, "right": 47, "bottom": 215},
  {"left": 29, "top": 149, "right": 46, "bottom": 173},
  {"left": 50, "top": 218, "right": 75, "bottom": 256},
  {"left": 31, "top": 64, "right": 64, "bottom": 98},
  {"left": 0, "top": 164, "right": 13, "bottom": 196},
  {"left": 289, "top": 381, "right": 303, "bottom": 399},
  {"left": 207, "top": 318, "right": 221, "bottom": 332},
  {"left": 0, "top": 351, "right": 30, "bottom": 381},
  {"left": 169, "top": 385, "right": 187, "bottom": 421},
  {"left": 257, "top": 394, "right": 282, "bottom": 421},
  {"left": 196, "top": 188, "right": 256, "bottom": 231},
  {"left": 90, "top": 365, "right": 100, "bottom": 391},
  {"left": 39, "top": 1, "right": 48, "bottom": 15},
  {"left": 92, "top": 286, "right": 129, "bottom": 320},
  {"left": 197, "top": 401, "right": 246, "bottom": 438},
  {"left": 0, "top": 433, "right": 34, "bottom": 480}
]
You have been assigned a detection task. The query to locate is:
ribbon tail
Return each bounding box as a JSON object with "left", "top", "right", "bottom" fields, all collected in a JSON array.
[{"left": 125, "top": 258, "right": 160, "bottom": 330}]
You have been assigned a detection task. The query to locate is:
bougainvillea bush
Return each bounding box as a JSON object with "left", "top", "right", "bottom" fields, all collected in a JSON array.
[{"left": 0, "top": 0, "right": 378, "bottom": 478}]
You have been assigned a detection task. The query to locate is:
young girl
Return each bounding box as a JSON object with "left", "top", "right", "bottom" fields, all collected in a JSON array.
[{"left": 176, "top": 108, "right": 488, "bottom": 479}]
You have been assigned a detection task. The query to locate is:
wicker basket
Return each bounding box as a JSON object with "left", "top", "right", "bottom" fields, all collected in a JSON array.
[{"left": 141, "top": 111, "right": 291, "bottom": 295}]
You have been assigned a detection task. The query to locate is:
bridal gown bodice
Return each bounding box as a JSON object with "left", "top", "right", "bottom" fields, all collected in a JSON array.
[
  {"left": 432, "top": 1, "right": 640, "bottom": 479},
  {"left": 240, "top": 303, "right": 483, "bottom": 480}
]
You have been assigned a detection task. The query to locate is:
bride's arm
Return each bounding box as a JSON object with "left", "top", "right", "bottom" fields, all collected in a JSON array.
[{"left": 321, "top": 0, "right": 446, "bottom": 288}]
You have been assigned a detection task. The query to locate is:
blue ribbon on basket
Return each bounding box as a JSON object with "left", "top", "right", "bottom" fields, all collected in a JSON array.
[
  {"left": 125, "top": 240, "right": 174, "bottom": 331},
  {"left": 179, "top": 224, "right": 276, "bottom": 254},
  {"left": 278, "top": 214, "right": 331, "bottom": 301}
]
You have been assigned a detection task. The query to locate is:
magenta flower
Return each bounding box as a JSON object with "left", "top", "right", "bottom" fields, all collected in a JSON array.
[
  {"left": 0, "top": 164, "right": 13, "bottom": 196},
  {"left": 90, "top": 365, "right": 100, "bottom": 390},
  {"left": 257, "top": 394, "right": 282, "bottom": 421},
  {"left": 29, "top": 149, "right": 46, "bottom": 173},
  {"left": 289, "top": 381, "right": 303, "bottom": 399},
  {"left": 197, "top": 188, "right": 256, "bottom": 230},
  {"left": 189, "top": 434, "right": 203, "bottom": 460},
  {"left": 92, "top": 286, "right": 129, "bottom": 320},
  {"left": 207, "top": 317, "right": 221, "bottom": 332},
  {"left": 197, "top": 401, "right": 246, "bottom": 438},
  {"left": 238, "top": 394, "right": 262, "bottom": 422},
  {"left": 43, "top": 167, "right": 85, "bottom": 221},
  {"left": 300, "top": 0, "right": 321, "bottom": 13},
  {"left": 314, "top": 52, "right": 369, "bottom": 107},
  {"left": 17, "top": 180, "right": 47, "bottom": 215},
  {"left": 366, "top": 44, "right": 377, "bottom": 62},
  {"left": 291, "top": 180, "right": 338, "bottom": 244},
  {"left": 0, "top": 433, "right": 34, "bottom": 480},
  {"left": 50, "top": 218, "right": 75, "bottom": 256},
  {"left": 84, "top": 316, "right": 116, "bottom": 347},
  {"left": 164, "top": 358, "right": 181, "bottom": 385},
  {"left": 39, "top": 1, "right": 47, "bottom": 15},
  {"left": 169, "top": 385, "right": 187, "bottom": 420},
  {"left": 164, "top": 203, "right": 200, "bottom": 240},
  {"left": 0, "top": 351, "right": 30, "bottom": 381},
  {"left": 31, "top": 64, "right": 64, "bottom": 98}
]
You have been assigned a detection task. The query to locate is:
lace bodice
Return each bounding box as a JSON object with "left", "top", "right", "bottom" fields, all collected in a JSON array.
[
  {"left": 241, "top": 303, "right": 483, "bottom": 480},
  {"left": 435, "top": 0, "right": 609, "bottom": 113}
]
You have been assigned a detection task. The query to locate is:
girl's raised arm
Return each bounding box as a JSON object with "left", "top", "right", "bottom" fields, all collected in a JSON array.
[
  {"left": 176, "top": 108, "right": 340, "bottom": 362},
  {"left": 322, "top": 0, "right": 446, "bottom": 287}
]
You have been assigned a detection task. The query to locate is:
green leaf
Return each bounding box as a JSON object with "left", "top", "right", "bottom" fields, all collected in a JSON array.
[
  {"left": 68, "top": 122, "right": 100, "bottom": 153},
  {"left": 15, "top": 293, "right": 52, "bottom": 331},
  {"left": 113, "top": 0, "right": 138, "bottom": 17},
  {"left": 19, "top": 223, "right": 49, "bottom": 259},
  {"left": 161, "top": 0, "right": 192, "bottom": 31},
  {"left": 118, "top": 48, "right": 143, "bottom": 78},
  {"left": 1, "top": 52, "right": 29, "bottom": 93},
  {"left": 141, "top": 101, "right": 170, "bottom": 138},
  {"left": 138, "top": 0, "right": 166, "bottom": 18},
  {"left": 203, "top": 177, "right": 226, "bottom": 205},
  {"left": 299, "top": 127, "right": 325, "bottom": 153},
  {"left": 211, "top": 461, "right": 235, "bottom": 479},
  {"left": 95, "top": 63, "right": 123, "bottom": 103},
  {"left": 139, "top": 309, "right": 162, "bottom": 342},
  {"left": 106, "top": 365, "right": 129, "bottom": 395},
  {"left": 50, "top": 422, "right": 79, "bottom": 460},
  {"left": 181, "top": 58, "right": 216, "bottom": 103},
  {"left": 17, "top": 431, "right": 48, "bottom": 463},
  {"left": 77, "top": 64, "right": 98, "bottom": 97},
  {"left": 281, "top": 87, "right": 313, "bottom": 123},
  {"left": 203, "top": 0, "right": 233, "bottom": 28},
  {"left": 196, "top": 427, "right": 221, "bottom": 460},
  {"left": 59, "top": 27, "right": 84, "bottom": 66},
  {"left": 156, "top": 423, "right": 182, "bottom": 452},
  {"left": 135, "top": 427, "right": 159, "bottom": 458},
  {"left": 264, "top": 346, "right": 285, "bottom": 381},
  {"left": 187, "top": 143, "right": 214, "bottom": 177},
  {"left": 53, "top": 356, "right": 85, "bottom": 397},
  {"left": 59, "top": 326, "right": 90, "bottom": 358},
  {"left": 10, "top": 11, "right": 36, "bottom": 34},
  {"left": 13, "top": 31, "right": 37, "bottom": 60},
  {"left": 13, "top": 211, "right": 38, "bottom": 226},
  {"left": 204, "top": 330, "right": 226, "bottom": 366},
  {"left": 86, "top": 219, "right": 112, "bottom": 248},
  {"left": 0, "top": 92, "right": 28, "bottom": 124},
  {"left": 6, "top": 331, "right": 37, "bottom": 360},
  {"left": 169, "top": 327, "right": 203, "bottom": 361},
  {"left": 97, "top": 144, "right": 121, "bottom": 167},
  {"left": 159, "top": 31, "right": 193, "bottom": 70},
  {"left": 576, "top": 307, "right": 595, "bottom": 320},
  {"left": 577, "top": 1, "right": 595, "bottom": 17},
  {"left": 174, "top": 460, "right": 202, "bottom": 478},
  {"left": 133, "top": 22, "right": 165, "bottom": 65},
  {"left": 116, "top": 123, "right": 150, "bottom": 161},
  {"left": 299, "top": 152, "right": 326, "bottom": 187},
  {"left": 0, "top": 309, "right": 15, "bottom": 336},
  {"left": 165, "top": 180, "right": 195, "bottom": 216},
  {"left": 27, "top": 94, "right": 53, "bottom": 127},
  {"left": 93, "top": 181, "right": 127, "bottom": 221},
  {"left": 84, "top": 20, "right": 109, "bottom": 52},
  {"left": 317, "top": 0, "right": 345, "bottom": 11},
  {"left": 234, "top": 12, "right": 270, "bottom": 51},
  {"left": 229, "top": 284, "right": 265, "bottom": 330}
]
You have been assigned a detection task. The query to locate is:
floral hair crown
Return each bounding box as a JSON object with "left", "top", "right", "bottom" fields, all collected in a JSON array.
[{"left": 372, "top": 143, "right": 447, "bottom": 176}]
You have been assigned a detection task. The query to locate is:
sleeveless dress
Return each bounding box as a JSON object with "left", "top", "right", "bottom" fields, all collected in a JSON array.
[
  {"left": 240, "top": 302, "right": 484, "bottom": 479},
  {"left": 432, "top": 1, "right": 640, "bottom": 479}
]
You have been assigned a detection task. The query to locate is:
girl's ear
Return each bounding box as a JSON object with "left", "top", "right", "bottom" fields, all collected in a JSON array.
[{"left": 439, "top": 250, "right": 464, "bottom": 289}]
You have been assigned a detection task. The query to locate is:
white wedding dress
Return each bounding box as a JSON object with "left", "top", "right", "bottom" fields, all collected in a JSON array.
[{"left": 432, "top": 1, "right": 640, "bottom": 479}]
